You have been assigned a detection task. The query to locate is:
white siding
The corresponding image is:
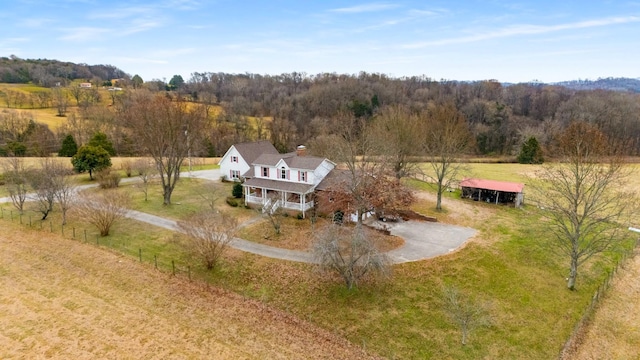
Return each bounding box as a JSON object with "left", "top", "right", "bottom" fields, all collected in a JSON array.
[{"left": 219, "top": 146, "right": 250, "bottom": 181}]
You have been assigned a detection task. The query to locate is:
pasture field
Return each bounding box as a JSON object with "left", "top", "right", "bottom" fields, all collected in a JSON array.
[
  {"left": 0, "top": 224, "right": 376, "bottom": 359},
  {"left": 0, "top": 160, "right": 638, "bottom": 358}
]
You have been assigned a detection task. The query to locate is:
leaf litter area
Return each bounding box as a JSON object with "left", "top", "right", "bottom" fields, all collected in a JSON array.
[{"left": 0, "top": 227, "right": 380, "bottom": 359}]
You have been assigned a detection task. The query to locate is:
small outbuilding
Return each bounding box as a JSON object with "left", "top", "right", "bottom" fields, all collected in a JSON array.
[{"left": 460, "top": 178, "right": 525, "bottom": 207}]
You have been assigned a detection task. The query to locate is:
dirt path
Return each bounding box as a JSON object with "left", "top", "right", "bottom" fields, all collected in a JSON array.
[{"left": 0, "top": 227, "right": 379, "bottom": 359}]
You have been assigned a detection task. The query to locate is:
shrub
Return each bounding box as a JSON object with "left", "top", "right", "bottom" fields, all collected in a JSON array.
[
  {"left": 96, "top": 169, "right": 121, "bottom": 189},
  {"left": 226, "top": 197, "right": 239, "bottom": 207},
  {"left": 121, "top": 159, "right": 133, "bottom": 177}
]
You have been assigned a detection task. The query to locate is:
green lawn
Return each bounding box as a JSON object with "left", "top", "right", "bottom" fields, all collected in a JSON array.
[{"left": 0, "top": 161, "right": 637, "bottom": 359}]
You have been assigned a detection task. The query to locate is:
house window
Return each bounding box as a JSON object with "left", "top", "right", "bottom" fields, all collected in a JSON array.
[
  {"left": 230, "top": 170, "right": 240, "bottom": 179},
  {"left": 300, "top": 171, "right": 307, "bottom": 182},
  {"left": 262, "top": 167, "right": 269, "bottom": 177},
  {"left": 231, "top": 156, "right": 238, "bottom": 163},
  {"left": 281, "top": 167, "right": 287, "bottom": 180}
]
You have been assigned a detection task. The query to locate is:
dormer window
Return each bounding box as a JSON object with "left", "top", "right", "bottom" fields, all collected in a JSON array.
[
  {"left": 300, "top": 171, "right": 307, "bottom": 182},
  {"left": 262, "top": 167, "right": 269, "bottom": 177},
  {"left": 281, "top": 167, "right": 287, "bottom": 179}
]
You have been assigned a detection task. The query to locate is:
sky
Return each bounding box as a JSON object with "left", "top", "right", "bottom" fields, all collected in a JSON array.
[{"left": 1, "top": 0, "right": 639, "bottom": 83}]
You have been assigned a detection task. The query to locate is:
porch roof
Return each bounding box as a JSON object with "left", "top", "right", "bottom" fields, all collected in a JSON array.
[{"left": 243, "top": 177, "right": 314, "bottom": 194}]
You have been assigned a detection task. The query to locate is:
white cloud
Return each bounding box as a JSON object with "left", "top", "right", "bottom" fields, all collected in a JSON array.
[
  {"left": 329, "top": 3, "right": 400, "bottom": 13},
  {"left": 402, "top": 15, "right": 640, "bottom": 48},
  {"left": 121, "top": 19, "right": 162, "bottom": 35},
  {"left": 58, "top": 27, "right": 111, "bottom": 42}
]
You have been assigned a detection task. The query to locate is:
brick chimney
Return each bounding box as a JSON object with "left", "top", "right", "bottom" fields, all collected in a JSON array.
[{"left": 296, "top": 145, "right": 307, "bottom": 156}]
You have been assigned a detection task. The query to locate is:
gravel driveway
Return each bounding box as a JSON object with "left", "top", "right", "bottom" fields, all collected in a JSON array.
[{"left": 368, "top": 219, "right": 477, "bottom": 263}]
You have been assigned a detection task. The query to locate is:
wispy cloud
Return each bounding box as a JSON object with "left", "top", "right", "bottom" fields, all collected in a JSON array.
[
  {"left": 21, "top": 18, "right": 54, "bottom": 28},
  {"left": 121, "top": 19, "right": 162, "bottom": 35},
  {"left": 58, "top": 27, "right": 111, "bottom": 42},
  {"left": 329, "top": 2, "right": 400, "bottom": 13},
  {"left": 402, "top": 15, "right": 640, "bottom": 48},
  {"left": 113, "top": 56, "right": 168, "bottom": 64},
  {"left": 88, "top": 6, "right": 151, "bottom": 20}
]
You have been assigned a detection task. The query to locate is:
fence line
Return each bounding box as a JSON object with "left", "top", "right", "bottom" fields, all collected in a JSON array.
[
  {"left": 558, "top": 237, "right": 640, "bottom": 359},
  {"left": 0, "top": 206, "right": 195, "bottom": 282}
]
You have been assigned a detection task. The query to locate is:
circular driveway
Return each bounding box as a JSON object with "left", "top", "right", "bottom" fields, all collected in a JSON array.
[{"left": 369, "top": 220, "right": 477, "bottom": 263}]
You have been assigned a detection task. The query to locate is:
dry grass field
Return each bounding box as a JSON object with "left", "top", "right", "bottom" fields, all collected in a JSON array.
[
  {"left": 569, "top": 251, "right": 640, "bottom": 360},
  {"left": 0, "top": 224, "right": 379, "bottom": 359}
]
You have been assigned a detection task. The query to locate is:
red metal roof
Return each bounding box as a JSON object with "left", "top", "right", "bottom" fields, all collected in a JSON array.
[{"left": 460, "top": 178, "right": 524, "bottom": 193}]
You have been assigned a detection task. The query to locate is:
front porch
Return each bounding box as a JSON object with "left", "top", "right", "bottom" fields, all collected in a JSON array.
[{"left": 245, "top": 187, "right": 314, "bottom": 217}]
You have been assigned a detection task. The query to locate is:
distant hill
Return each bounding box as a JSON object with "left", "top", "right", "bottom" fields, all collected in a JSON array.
[
  {"left": 0, "top": 55, "right": 129, "bottom": 87},
  {"left": 553, "top": 77, "right": 640, "bottom": 93}
]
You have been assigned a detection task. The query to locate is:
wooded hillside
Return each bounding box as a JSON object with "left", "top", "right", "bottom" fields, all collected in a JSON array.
[{"left": 1, "top": 58, "right": 640, "bottom": 158}]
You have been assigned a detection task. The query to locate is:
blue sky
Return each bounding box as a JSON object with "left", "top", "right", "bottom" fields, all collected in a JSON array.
[{"left": 1, "top": 0, "right": 639, "bottom": 83}]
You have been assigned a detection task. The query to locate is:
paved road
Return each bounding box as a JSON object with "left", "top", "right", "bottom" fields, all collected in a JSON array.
[{"left": 2, "top": 167, "right": 476, "bottom": 264}]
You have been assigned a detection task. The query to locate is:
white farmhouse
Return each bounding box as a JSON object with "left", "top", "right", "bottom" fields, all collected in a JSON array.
[{"left": 219, "top": 141, "right": 336, "bottom": 218}]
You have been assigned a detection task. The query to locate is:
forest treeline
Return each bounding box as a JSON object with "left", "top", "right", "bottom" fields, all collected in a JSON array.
[
  {"left": 1, "top": 57, "right": 639, "bottom": 158},
  {"left": 0, "top": 56, "right": 127, "bottom": 87}
]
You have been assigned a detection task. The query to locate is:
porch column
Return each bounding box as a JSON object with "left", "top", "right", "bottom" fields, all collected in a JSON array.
[
  {"left": 244, "top": 185, "right": 248, "bottom": 205},
  {"left": 301, "top": 192, "right": 306, "bottom": 218}
]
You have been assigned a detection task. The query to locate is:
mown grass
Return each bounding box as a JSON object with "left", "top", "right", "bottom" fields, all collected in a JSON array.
[{"left": 1, "top": 161, "right": 638, "bottom": 359}]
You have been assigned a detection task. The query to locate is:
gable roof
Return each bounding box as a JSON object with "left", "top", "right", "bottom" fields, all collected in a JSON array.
[
  {"left": 459, "top": 178, "right": 524, "bottom": 193},
  {"left": 233, "top": 140, "right": 278, "bottom": 165},
  {"left": 253, "top": 152, "right": 328, "bottom": 171}
]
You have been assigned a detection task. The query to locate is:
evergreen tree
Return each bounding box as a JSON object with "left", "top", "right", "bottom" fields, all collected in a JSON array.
[
  {"left": 58, "top": 134, "right": 78, "bottom": 157},
  {"left": 71, "top": 145, "right": 112, "bottom": 180},
  {"left": 232, "top": 182, "right": 243, "bottom": 198},
  {"left": 517, "top": 136, "right": 544, "bottom": 164},
  {"left": 88, "top": 131, "right": 116, "bottom": 156}
]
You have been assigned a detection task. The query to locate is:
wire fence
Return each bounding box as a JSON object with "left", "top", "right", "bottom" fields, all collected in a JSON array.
[
  {"left": 558, "top": 237, "right": 640, "bottom": 359},
  {"left": 0, "top": 207, "right": 196, "bottom": 281}
]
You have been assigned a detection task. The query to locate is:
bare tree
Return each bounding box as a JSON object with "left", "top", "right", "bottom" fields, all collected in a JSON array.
[
  {"left": 133, "top": 159, "right": 156, "bottom": 202},
  {"left": 68, "top": 86, "right": 82, "bottom": 106},
  {"left": 52, "top": 87, "right": 69, "bottom": 117},
  {"left": 2, "top": 157, "right": 30, "bottom": 214},
  {"left": 531, "top": 121, "right": 632, "bottom": 290},
  {"left": 312, "top": 223, "right": 390, "bottom": 290},
  {"left": 422, "top": 102, "right": 473, "bottom": 211},
  {"left": 49, "top": 161, "right": 76, "bottom": 225},
  {"left": 177, "top": 211, "right": 237, "bottom": 270},
  {"left": 27, "top": 159, "right": 60, "bottom": 220},
  {"left": 74, "top": 190, "right": 130, "bottom": 236},
  {"left": 443, "top": 285, "right": 491, "bottom": 346},
  {"left": 311, "top": 114, "right": 385, "bottom": 224},
  {"left": 125, "top": 93, "right": 206, "bottom": 205},
  {"left": 197, "top": 181, "right": 222, "bottom": 211},
  {"left": 371, "top": 104, "right": 423, "bottom": 179},
  {"left": 256, "top": 193, "right": 287, "bottom": 235}
]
